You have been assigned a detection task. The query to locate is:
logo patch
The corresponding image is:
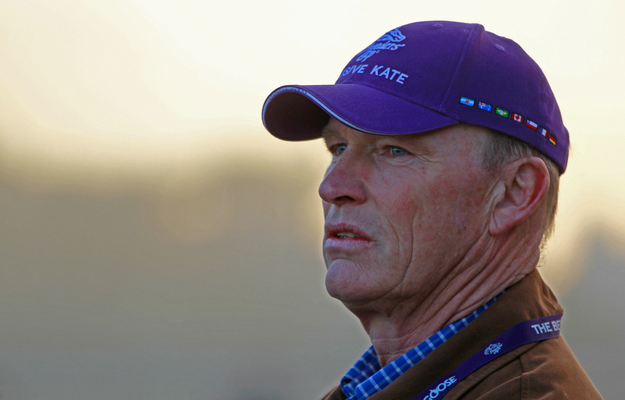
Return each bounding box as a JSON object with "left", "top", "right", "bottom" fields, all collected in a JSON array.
[
  {"left": 459, "top": 96, "right": 556, "bottom": 147},
  {"left": 356, "top": 29, "right": 406, "bottom": 62},
  {"left": 484, "top": 343, "right": 503, "bottom": 356},
  {"left": 478, "top": 102, "right": 492, "bottom": 112},
  {"left": 526, "top": 120, "right": 538, "bottom": 131},
  {"left": 495, "top": 107, "right": 510, "bottom": 118},
  {"left": 512, "top": 113, "right": 524, "bottom": 123},
  {"left": 460, "top": 97, "right": 475, "bottom": 107},
  {"left": 549, "top": 135, "right": 557, "bottom": 145}
]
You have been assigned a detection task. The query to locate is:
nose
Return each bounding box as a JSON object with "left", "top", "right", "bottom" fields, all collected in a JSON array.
[{"left": 318, "top": 151, "right": 367, "bottom": 206}]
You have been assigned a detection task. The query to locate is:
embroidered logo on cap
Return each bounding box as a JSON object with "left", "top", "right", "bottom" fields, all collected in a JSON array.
[
  {"left": 495, "top": 107, "right": 510, "bottom": 118},
  {"left": 526, "top": 120, "right": 539, "bottom": 131},
  {"left": 549, "top": 134, "right": 557, "bottom": 145},
  {"left": 478, "top": 102, "right": 492, "bottom": 112},
  {"left": 460, "top": 97, "right": 475, "bottom": 107},
  {"left": 356, "top": 29, "right": 406, "bottom": 62},
  {"left": 459, "top": 96, "right": 558, "bottom": 148}
]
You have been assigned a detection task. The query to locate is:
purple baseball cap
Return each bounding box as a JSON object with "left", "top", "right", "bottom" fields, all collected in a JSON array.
[{"left": 262, "top": 21, "right": 569, "bottom": 173}]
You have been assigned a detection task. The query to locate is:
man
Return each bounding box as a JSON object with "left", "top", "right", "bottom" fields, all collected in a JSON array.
[{"left": 261, "top": 21, "right": 602, "bottom": 399}]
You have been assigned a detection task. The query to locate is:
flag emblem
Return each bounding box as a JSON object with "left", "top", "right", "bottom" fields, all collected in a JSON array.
[
  {"left": 549, "top": 135, "right": 557, "bottom": 145},
  {"left": 478, "top": 102, "right": 492, "bottom": 112},
  {"left": 512, "top": 113, "right": 524, "bottom": 123},
  {"left": 526, "top": 120, "right": 538, "bottom": 131},
  {"left": 495, "top": 107, "right": 510, "bottom": 118},
  {"left": 539, "top": 127, "right": 549, "bottom": 138},
  {"left": 460, "top": 97, "right": 475, "bottom": 107}
]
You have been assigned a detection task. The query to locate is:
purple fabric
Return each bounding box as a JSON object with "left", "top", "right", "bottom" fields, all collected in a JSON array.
[{"left": 262, "top": 21, "right": 569, "bottom": 172}]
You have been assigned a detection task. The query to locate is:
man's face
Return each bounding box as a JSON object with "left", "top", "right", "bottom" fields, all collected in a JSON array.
[{"left": 320, "top": 118, "right": 497, "bottom": 311}]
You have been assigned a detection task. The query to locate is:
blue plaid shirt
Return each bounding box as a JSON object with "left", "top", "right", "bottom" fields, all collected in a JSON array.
[{"left": 340, "top": 294, "right": 502, "bottom": 399}]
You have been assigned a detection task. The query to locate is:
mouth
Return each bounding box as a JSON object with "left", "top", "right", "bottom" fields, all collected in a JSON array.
[
  {"left": 326, "top": 224, "right": 370, "bottom": 241},
  {"left": 335, "top": 232, "right": 361, "bottom": 239},
  {"left": 324, "top": 223, "right": 373, "bottom": 254}
]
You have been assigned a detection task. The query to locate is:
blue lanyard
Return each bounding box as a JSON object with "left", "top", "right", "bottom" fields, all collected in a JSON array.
[{"left": 412, "top": 313, "right": 563, "bottom": 400}]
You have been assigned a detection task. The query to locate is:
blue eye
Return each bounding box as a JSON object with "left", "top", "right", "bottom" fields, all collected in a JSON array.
[
  {"left": 391, "top": 147, "right": 406, "bottom": 156},
  {"left": 335, "top": 144, "right": 347, "bottom": 155}
]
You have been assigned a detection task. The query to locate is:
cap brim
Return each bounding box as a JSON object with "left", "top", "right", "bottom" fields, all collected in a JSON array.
[{"left": 262, "top": 84, "right": 459, "bottom": 140}]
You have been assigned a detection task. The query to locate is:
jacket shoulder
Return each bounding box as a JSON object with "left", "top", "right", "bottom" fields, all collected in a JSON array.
[
  {"left": 452, "top": 338, "right": 602, "bottom": 399},
  {"left": 517, "top": 337, "right": 602, "bottom": 399}
]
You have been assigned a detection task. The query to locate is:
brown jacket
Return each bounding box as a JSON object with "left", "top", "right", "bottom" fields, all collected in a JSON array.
[{"left": 322, "top": 270, "right": 602, "bottom": 399}]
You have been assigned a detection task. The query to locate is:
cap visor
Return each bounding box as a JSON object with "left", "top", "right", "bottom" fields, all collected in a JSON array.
[{"left": 262, "top": 84, "right": 459, "bottom": 140}]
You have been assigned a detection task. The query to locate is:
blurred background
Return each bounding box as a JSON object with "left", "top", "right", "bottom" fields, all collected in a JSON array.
[{"left": 0, "top": 0, "right": 623, "bottom": 399}]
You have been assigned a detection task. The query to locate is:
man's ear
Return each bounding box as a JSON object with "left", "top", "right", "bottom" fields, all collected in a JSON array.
[{"left": 489, "top": 157, "right": 550, "bottom": 236}]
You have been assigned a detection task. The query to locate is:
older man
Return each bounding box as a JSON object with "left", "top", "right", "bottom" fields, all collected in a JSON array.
[{"left": 261, "top": 21, "right": 602, "bottom": 399}]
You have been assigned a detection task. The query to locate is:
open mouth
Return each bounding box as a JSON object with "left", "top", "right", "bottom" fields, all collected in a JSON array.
[
  {"left": 335, "top": 232, "right": 361, "bottom": 239},
  {"left": 326, "top": 224, "right": 370, "bottom": 241}
]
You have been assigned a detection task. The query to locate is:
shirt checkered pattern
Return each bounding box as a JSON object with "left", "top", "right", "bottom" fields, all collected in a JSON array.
[{"left": 340, "top": 294, "right": 502, "bottom": 400}]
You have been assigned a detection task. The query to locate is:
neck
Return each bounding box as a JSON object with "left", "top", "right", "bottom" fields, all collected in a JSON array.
[{"left": 348, "top": 232, "right": 540, "bottom": 367}]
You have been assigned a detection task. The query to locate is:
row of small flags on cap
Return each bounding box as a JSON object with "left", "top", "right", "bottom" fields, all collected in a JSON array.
[{"left": 459, "top": 96, "right": 557, "bottom": 146}]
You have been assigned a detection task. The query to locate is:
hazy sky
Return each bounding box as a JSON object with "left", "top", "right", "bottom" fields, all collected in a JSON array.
[{"left": 0, "top": 0, "right": 623, "bottom": 283}]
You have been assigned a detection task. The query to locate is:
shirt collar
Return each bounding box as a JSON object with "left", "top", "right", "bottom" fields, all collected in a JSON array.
[{"left": 340, "top": 292, "right": 503, "bottom": 400}]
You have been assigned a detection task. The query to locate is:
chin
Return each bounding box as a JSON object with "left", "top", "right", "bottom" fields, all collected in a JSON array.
[
  {"left": 324, "top": 260, "right": 363, "bottom": 301},
  {"left": 324, "top": 260, "right": 382, "bottom": 306}
]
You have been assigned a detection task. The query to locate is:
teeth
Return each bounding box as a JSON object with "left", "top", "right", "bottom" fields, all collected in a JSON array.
[{"left": 337, "top": 232, "right": 360, "bottom": 239}]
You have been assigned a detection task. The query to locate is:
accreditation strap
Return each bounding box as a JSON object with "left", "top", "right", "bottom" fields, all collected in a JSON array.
[{"left": 412, "top": 313, "right": 563, "bottom": 400}]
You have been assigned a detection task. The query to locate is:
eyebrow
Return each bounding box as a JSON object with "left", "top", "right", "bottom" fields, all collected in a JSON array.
[{"left": 320, "top": 125, "right": 336, "bottom": 139}]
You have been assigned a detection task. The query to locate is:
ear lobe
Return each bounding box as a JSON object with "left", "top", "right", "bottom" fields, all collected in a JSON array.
[{"left": 489, "top": 157, "right": 550, "bottom": 236}]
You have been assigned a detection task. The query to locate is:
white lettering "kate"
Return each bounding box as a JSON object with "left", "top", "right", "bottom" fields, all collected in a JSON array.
[{"left": 369, "top": 65, "right": 409, "bottom": 84}]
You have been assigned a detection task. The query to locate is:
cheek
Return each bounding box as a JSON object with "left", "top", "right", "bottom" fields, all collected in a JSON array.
[
  {"left": 429, "top": 173, "right": 490, "bottom": 233},
  {"left": 379, "top": 187, "right": 427, "bottom": 243},
  {"left": 406, "top": 174, "right": 485, "bottom": 232}
]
